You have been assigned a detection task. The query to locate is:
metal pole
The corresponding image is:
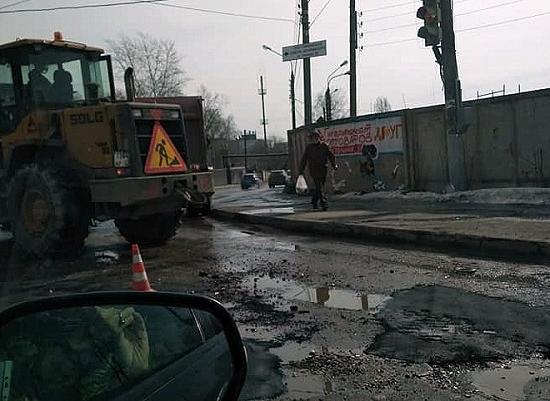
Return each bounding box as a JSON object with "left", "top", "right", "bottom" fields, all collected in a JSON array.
[
  {"left": 243, "top": 130, "right": 248, "bottom": 172},
  {"left": 259, "top": 75, "right": 268, "bottom": 151},
  {"left": 350, "top": 0, "right": 357, "bottom": 117},
  {"left": 325, "top": 86, "right": 331, "bottom": 121},
  {"left": 440, "top": 0, "right": 467, "bottom": 191},
  {"left": 301, "top": 0, "right": 312, "bottom": 125},
  {"left": 290, "top": 70, "right": 297, "bottom": 129}
]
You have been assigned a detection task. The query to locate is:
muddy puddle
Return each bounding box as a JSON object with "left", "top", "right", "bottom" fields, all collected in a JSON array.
[
  {"left": 472, "top": 359, "right": 550, "bottom": 401},
  {"left": 240, "top": 339, "right": 332, "bottom": 400},
  {"left": 284, "top": 370, "right": 331, "bottom": 399},
  {"left": 244, "top": 275, "right": 392, "bottom": 312}
]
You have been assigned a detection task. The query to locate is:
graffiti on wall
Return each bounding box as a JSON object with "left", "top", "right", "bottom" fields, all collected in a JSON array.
[
  {"left": 359, "top": 144, "right": 386, "bottom": 191},
  {"left": 321, "top": 116, "right": 404, "bottom": 156}
]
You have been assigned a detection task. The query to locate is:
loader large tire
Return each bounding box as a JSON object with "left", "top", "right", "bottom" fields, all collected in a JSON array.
[
  {"left": 7, "top": 165, "right": 89, "bottom": 256},
  {"left": 115, "top": 212, "right": 180, "bottom": 247}
]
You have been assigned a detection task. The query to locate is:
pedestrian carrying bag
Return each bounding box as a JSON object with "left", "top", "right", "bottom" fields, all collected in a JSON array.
[{"left": 296, "top": 175, "right": 308, "bottom": 195}]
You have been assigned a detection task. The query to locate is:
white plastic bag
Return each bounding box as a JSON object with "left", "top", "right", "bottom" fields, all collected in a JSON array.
[{"left": 296, "top": 175, "right": 308, "bottom": 195}]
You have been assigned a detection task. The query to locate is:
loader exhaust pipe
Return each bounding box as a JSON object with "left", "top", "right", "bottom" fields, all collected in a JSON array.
[{"left": 124, "top": 67, "right": 136, "bottom": 101}]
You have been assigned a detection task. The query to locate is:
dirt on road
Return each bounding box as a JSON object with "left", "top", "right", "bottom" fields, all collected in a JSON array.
[{"left": 1, "top": 218, "right": 550, "bottom": 401}]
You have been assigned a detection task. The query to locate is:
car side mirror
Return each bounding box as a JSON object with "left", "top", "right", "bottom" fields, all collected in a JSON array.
[{"left": 0, "top": 291, "right": 247, "bottom": 401}]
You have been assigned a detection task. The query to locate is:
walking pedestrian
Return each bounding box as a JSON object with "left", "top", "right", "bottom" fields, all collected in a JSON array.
[{"left": 299, "top": 130, "right": 338, "bottom": 210}]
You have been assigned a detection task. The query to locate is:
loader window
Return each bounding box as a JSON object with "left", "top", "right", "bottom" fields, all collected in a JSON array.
[
  {"left": 0, "top": 62, "right": 16, "bottom": 134},
  {"left": 0, "top": 63, "right": 15, "bottom": 107},
  {"left": 21, "top": 49, "right": 113, "bottom": 108},
  {"left": 89, "top": 59, "right": 112, "bottom": 100}
]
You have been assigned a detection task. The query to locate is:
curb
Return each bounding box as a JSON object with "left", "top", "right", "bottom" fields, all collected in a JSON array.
[{"left": 211, "top": 208, "right": 550, "bottom": 259}]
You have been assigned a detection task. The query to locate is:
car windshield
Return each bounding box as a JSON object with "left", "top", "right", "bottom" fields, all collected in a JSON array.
[
  {"left": 2, "top": 1, "right": 550, "bottom": 401},
  {"left": 21, "top": 48, "right": 112, "bottom": 106}
]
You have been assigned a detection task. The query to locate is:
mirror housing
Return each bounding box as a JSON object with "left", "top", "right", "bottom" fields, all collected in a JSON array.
[{"left": 0, "top": 291, "right": 247, "bottom": 401}]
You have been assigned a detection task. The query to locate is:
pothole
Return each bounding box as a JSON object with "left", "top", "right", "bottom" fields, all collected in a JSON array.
[
  {"left": 243, "top": 276, "right": 391, "bottom": 312},
  {"left": 372, "top": 285, "right": 550, "bottom": 364}
]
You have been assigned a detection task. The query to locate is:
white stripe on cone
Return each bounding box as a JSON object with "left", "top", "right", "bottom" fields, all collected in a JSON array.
[
  {"left": 133, "top": 272, "right": 148, "bottom": 282},
  {"left": 132, "top": 253, "right": 143, "bottom": 264}
]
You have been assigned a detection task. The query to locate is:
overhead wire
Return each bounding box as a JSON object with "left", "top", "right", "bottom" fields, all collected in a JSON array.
[
  {"left": 0, "top": 0, "right": 32, "bottom": 10},
  {"left": 0, "top": 0, "right": 295, "bottom": 22},
  {"left": 365, "top": 9, "right": 550, "bottom": 48},
  {"left": 0, "top": 0, "right": 170, "bottom": 14},
  {"left": 309, "top": 0, "right": 334, "bottom": 27},
  {"left": 366, "top": 0, "right": 530, "bottom": 33},
  {"left": 365, "top": 0, "right": 475, "bottom": 22},
  {"left": 365, "top": 1, "right": 417, "bottom": 13},
  {"left": 155, "top": 2, "right": 294, "bottom": 23}
]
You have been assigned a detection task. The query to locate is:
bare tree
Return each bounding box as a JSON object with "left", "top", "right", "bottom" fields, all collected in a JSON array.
[
  {"left": 199, "top": 85, "right": 239, "bottom": 167},
  {"left": 314, "top": 89, "right": 348, "bottom": 121},
  {"left": 200, "top": 85, "right": 227, "bottom": 142},
  {"left": 107, "top": 33, "right": 187, "bottom": 98},
  {"left": 374, "top": 96, "right": 392, "bottom": 113}
]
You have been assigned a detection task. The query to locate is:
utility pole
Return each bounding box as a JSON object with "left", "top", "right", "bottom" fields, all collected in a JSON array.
[
  {"left": 259, "top": 75, "right": 268, "bottom": 151},
  {"left": 242, "top": 130, "right": 248, "bottom": 172},
  {"left": 290, "top": 70, "right": 297, "bottom": 129},
  {"left": 301, "top": 0, "right": 312, "bottom": 125},
  {"left": 439, "top": 0, "right": 467, "bottom": 191},
  {"left": 350, "top": 0, "right": 358, "bottom": 117}
]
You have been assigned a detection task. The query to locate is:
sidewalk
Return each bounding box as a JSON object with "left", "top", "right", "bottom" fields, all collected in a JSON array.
[{"left": 212, "top": 187, "right": 550, "bottom": 258}]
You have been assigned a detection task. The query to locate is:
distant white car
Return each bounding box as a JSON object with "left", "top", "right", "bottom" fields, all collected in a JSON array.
[{"left": 268, "top": 170, "right": 290, "bottom": 188}]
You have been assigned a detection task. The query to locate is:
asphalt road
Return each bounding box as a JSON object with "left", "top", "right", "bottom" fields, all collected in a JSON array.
[{"left": 1, "top": 216, "right": 550, "bottom": 400}]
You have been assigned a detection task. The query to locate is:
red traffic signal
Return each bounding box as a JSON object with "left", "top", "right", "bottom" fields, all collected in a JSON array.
[{"left": 417, "top": 0, "right": 441, "bottom": 47}]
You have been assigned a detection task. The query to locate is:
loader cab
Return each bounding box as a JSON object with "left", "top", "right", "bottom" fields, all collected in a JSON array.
[{"left": 0, "top": 37, "right": 116, "bottom": 136}]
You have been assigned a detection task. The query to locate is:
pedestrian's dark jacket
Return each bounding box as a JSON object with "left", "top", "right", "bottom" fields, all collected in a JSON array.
[{"left": 299, "top": 142, "right": 336, "bottom": 179}]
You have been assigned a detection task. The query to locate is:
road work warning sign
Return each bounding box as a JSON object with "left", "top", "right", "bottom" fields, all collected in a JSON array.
[{"left": 144, "top": 121, "right": 188, "bottom": 174}]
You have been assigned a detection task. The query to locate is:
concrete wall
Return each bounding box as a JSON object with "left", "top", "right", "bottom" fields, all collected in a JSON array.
[
  {"left": 407, "top": 89, "right": 550, "bottom": 192},
  {"left": 289, "top": 88, "right": 550, "bottom": 194},
  {"left": 213, "top": 167, "right": 245, "bottom": 187}
]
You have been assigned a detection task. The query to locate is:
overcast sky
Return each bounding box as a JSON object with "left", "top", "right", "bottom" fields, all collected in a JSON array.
[{"left": 2, "top": 0, "right": 549, "bottom": 139}]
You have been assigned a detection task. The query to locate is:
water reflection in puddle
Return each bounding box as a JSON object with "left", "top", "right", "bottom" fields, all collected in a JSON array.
[
  {"left": 95, "top": 250, "right": 120, "bottom": 265},
  {"left": 245, "top": 276, "right": 391, "bottom": 312},
  {"left": 472, "top": 360, "right": 550, "bottom": 401},
  {"left": 285, "top": 370, "right": 331, "bottom": 399},
  {"left": 271, "top": 341, "right": 317, "bottom": 363},
  {"left": 0, "top": 230, "right": 12, "bottom": 242}
]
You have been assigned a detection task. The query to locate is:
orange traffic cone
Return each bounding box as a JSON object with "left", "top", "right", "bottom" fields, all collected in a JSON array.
[{"left": 131, "top": 244, "right": 153, "bottom": 292}]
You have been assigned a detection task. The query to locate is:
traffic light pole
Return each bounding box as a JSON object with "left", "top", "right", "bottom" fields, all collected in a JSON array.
[
  {"left": 440, "top": 0, "right": 467, "bottom": 191},
  {"left": 301, "top": 0, "right": 312, "bottom": 125}
]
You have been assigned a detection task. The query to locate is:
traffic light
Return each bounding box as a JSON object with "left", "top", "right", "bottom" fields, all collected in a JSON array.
[{"left": 417, "top": 0, "right": 441, "bottom": 47}]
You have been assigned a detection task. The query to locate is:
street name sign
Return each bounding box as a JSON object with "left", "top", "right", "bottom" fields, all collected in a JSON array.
[{"left": 282, "top": 40, "right": 327, "bottom": 62}]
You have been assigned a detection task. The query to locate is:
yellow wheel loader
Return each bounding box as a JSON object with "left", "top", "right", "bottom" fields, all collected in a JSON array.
[{"left": 0, "top": 35, "right": 213, "bottom": 255}]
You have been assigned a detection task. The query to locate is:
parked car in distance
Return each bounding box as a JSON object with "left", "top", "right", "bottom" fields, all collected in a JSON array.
[
  {"left": 268, "top": 170, "right": 290, "bottom": 188},
  {"left": 241, "top": 173, "right": 262, "bottom": 190}
]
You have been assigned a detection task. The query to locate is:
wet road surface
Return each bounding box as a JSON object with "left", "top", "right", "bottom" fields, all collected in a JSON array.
[{"left": 1, "top": 218, "right": 550, "bottom": 400}]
